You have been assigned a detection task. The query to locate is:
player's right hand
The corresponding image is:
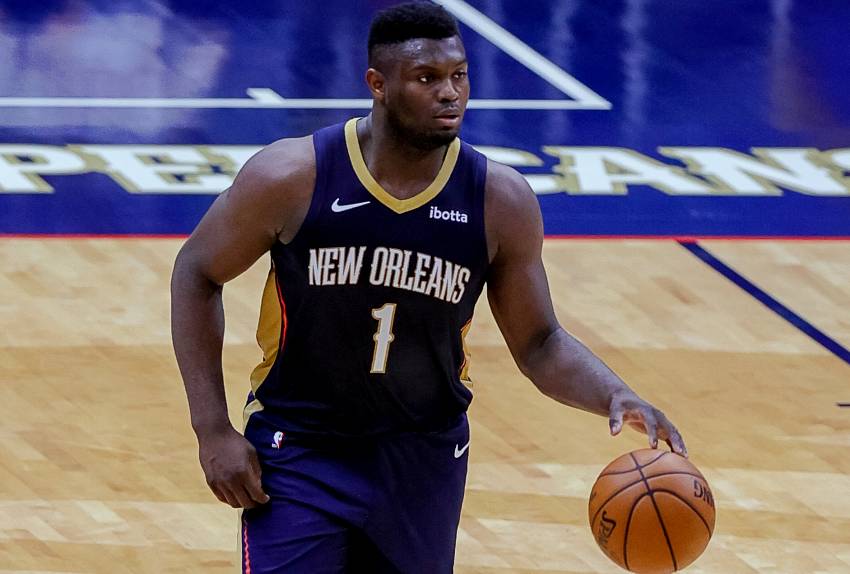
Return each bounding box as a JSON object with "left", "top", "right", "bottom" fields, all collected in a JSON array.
[{"left": 196, "top": 425, "right": 271, "bottom": 508}]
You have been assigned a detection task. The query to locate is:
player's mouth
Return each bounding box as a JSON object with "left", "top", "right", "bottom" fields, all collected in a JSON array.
[{"left": 433, "top": 113, "right": 461, "bottom": 128}]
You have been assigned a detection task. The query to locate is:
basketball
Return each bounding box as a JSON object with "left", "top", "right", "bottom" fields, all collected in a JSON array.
[{"left": 588, "top": 449, "right": 715, "bottom": 573}]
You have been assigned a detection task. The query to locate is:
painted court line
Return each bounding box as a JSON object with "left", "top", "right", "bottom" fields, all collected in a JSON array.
[
  {"left": 0, "top": 1, "right": 614, "bottom": 114},
  {"left": 679, "top": 242, "right": 850, "bottom": 406},
  {"left": 434, "top": 0, "right": 611, "bottom": 109},
  {"left": 0, "top": 92, "right": 603, "bottom": 111},
  {"left": 0, "top": 3, "right": 612, "bottom": 111}
]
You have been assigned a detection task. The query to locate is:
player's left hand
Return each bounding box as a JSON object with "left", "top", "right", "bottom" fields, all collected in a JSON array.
[{"left": 608, "top": 391, "right": 688, "bottom": 457}]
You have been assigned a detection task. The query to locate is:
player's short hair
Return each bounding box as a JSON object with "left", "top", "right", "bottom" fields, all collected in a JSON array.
[{"left": 368, "top": 1, "right": 461, "bottom": 64}]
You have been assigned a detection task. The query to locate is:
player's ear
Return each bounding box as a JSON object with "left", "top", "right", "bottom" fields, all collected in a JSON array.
[{"left": 366, "top": 68, "right": 386, "bottom": 102}]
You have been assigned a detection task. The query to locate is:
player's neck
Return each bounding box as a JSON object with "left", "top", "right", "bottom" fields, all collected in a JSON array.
[{"left": 357, "top": 115, "right": 449, "bottom": 200}]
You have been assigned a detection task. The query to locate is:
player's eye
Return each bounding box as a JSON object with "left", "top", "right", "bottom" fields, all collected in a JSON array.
[
  {"left": 418, "top": 75, "right": 432, "bottom": 83},
  {"left": 454, "top": 70, "right": 468, "bottom": 79}
]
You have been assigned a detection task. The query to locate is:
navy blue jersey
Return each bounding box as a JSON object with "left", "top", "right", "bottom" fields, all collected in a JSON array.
[{"left": 245, "top": 118, "right": 489, "bottom": 437}]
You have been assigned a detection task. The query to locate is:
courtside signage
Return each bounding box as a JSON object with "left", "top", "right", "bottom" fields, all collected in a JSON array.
[{"left": 1, "top": 144, "right": 848, "bottom": 197}]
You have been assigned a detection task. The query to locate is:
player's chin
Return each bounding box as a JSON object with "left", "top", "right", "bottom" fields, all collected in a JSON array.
[
  {"left": 429, "top": 124, "right": 461, "bottom": 141},
  {"left": 437, "top": 126, "right": 460, "bottom": 139},
  {"left": 431, "top": 115, "right": 462, "bottom": 132},
  {"left": 431, "top": 132, "right": 459, "bottom": 149},
  {"left": 411, "top": 126, "right": 460, "bottom": 151}
]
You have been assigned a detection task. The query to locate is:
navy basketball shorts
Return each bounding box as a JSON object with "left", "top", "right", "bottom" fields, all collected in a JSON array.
[{"left": 240, "top": 414, "right": 470, "bottom": 573}]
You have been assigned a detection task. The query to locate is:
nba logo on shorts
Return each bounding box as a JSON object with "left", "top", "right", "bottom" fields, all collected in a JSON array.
[{"left": 271, "top": 431, "right": 285, "bottom": 449}]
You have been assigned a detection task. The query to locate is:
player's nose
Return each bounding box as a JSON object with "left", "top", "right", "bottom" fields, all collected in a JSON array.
[{"left": 437, "top": 78, "right": 460, "bottom": 102}]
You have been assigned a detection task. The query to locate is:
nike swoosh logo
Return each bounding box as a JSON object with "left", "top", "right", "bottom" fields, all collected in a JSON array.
[
  {"left": 454, "top": 440, "right": 470, "bottom": 458},
  {"left": 331, "top": 198, "right": 371, "bottom": 213}
]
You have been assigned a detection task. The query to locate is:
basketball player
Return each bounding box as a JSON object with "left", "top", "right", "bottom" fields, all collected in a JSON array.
[{"left": 171, "top": 2, "right": 687, "bottom": 572}]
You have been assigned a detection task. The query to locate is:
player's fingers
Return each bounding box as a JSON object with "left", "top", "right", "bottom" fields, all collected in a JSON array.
[
  {"left": 208, "top": 483, "right": 229, "bottom": 506},
  {"left": 662, "top": 421, "right": 688, "bottom": 457},
  {"left": 218, "top": 485, "right": 244, "bottom": 509},
  {"left": 245, "top": 474, "right": 270, "bottom": 505},
  {"left": 205, "top": 474, "right": 232, "bottom": 506},
  {"left": 639, "top": 410, "right": 659, "bottom": 448},
  {"left": 246, "top": 448, "right": 271, "bottom": 504},
  {"left": 653, "top": 412, "right": 687, "bottom": 456},
  {"left": 232, "top": 484, "right": 262, "bottom": 509},
  {"left": 608, "top": 403, "right": 625, "bottom": 435}
]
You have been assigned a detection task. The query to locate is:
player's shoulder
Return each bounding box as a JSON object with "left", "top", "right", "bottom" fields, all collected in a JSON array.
[
  {"left": 234, "top": 135, "right": 315, "bottom": 193},
  {"left": 482, "top": 158, "right": 543, "bottom": 261},
  {"left": 222, "top": 135, "right": 316, "bottom": 240},
  {"left": 484, "top": 157, "right": 539, "bottom": 214}
]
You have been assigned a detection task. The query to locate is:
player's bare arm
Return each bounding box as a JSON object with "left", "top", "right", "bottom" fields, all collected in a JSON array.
[
  {"left": 484, "top": 159, "right": 687, "bottom": 456},
  {"left": 170, "top": 136, "right": 315, "bottom": 508}
]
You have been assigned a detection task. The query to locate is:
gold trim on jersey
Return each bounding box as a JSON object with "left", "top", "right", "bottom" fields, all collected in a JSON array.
[
  {"left": 344, "top": 118, "right": 460, "bottom": 214},
  {"left": 459, "top": 318, "right": 473, "bottom": 388},
  {"left": 244, "top": 266, "right": 285, "bottom": 428},
  {"left": 242, "top": 398, "right": 265, "bottom": 430}
]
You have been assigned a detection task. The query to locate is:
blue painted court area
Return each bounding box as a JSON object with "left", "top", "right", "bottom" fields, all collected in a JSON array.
[
  {"left": 680, "top": 241, "right": 850, "bottom": 371},
  {"left": 0, "top": 0, "right": 848, "bottom": 236}
]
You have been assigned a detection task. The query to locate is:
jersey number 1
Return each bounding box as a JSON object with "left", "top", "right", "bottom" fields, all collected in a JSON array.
[{"left": 370, "top": 303, "right": 397, "bottom": 373}]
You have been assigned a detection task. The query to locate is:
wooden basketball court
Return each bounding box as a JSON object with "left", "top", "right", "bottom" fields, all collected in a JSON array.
[
  {"left": 3, "top": 0, "right": 850, "bottom": 571},
  {"left": 2, "top": 237, "right": 848, "bottom": 573}
]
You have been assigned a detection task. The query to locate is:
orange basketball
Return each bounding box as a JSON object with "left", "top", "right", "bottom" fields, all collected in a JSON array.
[{"left": 588, "top": 449, "right": 715, "bottom": 573}]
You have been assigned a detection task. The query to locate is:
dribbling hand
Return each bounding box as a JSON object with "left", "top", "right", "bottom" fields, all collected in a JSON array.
[
  {"left": 197, "top": 425, "right": 271, "bottom": 508},
  {"left": 608, "top": 391, "right": 688, "bottom": 457}
]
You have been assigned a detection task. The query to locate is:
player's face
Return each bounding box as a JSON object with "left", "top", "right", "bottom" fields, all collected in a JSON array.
[{"left": 383, "top": 36, "right": 469, "bottom": 150}]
